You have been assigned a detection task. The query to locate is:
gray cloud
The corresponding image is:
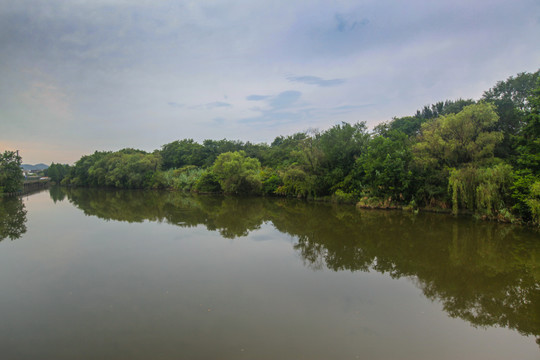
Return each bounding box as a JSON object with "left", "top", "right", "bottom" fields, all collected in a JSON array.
[
  {"left": 335, "top": 13, "right": 369, "bottom": 33},
  {"left": 287, "top": 75, "right": 346, "bottom": 87},
  {"left": 246, "top": 95, "right": 270, "bottom": 101},
  {"left": 205, "top": 101, "right": 231, "bottom": 109},
  {"left": 240, "top": 90, "right": 303, "bottom": 126},
  {"left": 192, "top": 101, "right": 232, "bottom": 110},
  {"left": 0, "top": 0, "right": 539, "bottom": 163},
  {"left": 268, "top": 91, "right": 302, "bottom": 109}
]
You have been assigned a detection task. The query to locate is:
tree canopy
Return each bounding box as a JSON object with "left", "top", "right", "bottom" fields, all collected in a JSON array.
[{"left": 0, "top": 151, "right": 23, "bottom": 193}]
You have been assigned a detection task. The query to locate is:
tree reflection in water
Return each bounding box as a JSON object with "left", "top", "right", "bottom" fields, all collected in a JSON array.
[
  {"left": 0, "top": 196, "right": 27, "bottom": 242},
  {"left": 57, "top": 187, "right": 540, "bottom": 344}
]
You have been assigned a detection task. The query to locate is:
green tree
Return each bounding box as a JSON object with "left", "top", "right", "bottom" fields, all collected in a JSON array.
[
  {"left": 376, "top": 99, "right": 476, "bottom": 138},
  {"left": 512, "top": 77, "right": 540, "bottom": 222},
  {"left": 448, "top": 163, "right": 514, "bottom": 217},
  {"left": 201, "top": 139, "right": 245, "bottom": 167},
  {"left": 260, "top": 168, "right": 283, "bottom": 195},
  {"left": 483, "top": 70, "right": 539, "bottom": 158},
  {"left": 412, "top": 103, "right": 502, "bottom": 206},
  {"left": 211, "top": 151, "right": 262, "bottom": 194},
  {"left": 194, "top": 171, "right": 222, "bottom": 193},
  {"left": 63, "top": 149, "right": 161, "bottom": 189},
  {"left": 415, "top": 99, "right": 477, "bottom": 121},
  {"left": 317, "top": 122, "right": 370, "bottom": 193},
  {"left": 524, "top": 180, "right": 540, "bottom": 225},
  {"left": 355, "top": 130, "right": 413, "bottom": 201},
  {"left": 161, "top": 139, "right": 205, "bottom": 170},
  {"left": 63, "top": 151, "right": 109, "bottom": 186},
  {"left": 414, "top": 103, "right": 502, "bottom": 168},
  {"left": 275, "top": 167, "right": 317, "bottom": 198},
  {"left": 46, "top": 163, "right": 71, "bottom": 183},
  {"left": 279, "top": 130, "right": 326, "bottom": 197},
  {"left": 266, "top": 133, "right": 307, "bottom": 168},
  {"left": 0, "top": 150, "right": 23, "bottom": 193}
]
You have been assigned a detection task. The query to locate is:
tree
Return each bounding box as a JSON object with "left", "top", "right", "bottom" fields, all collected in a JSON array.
[
  {"left": 512, "top": 77, "right": 540, "bottom": 222},
  {"left": 46, "top": 163, "right": 71, "bottom": 183},
  {"left": 355, "top": 130, "right": 413, "bottom": 201},
  {"left": 161, "top": 139, "right": 205, "bottom": 169},
  {"left": 201, "top": 139, "right": 245, "bottom": 167},
  {"left": 62, "top": 149, "right": 161, "bottom": 189},
  {"left": 63, "top": 151, "right": 109, "bottom": 186},
  {"left": 0, "top": 150, "right": 23, "bottom": 193},
  {"left": 375, "top": 116, "right": 424, "bottom": 138},
  {"left": 275, "top": 167, "right": 317, "bottom": 198},
  {"left": 317, "top": 122, "right": 370, "bottom": 193},
  {"left": 266, "top": 132, "right": 307, "bottom": 168},
  {"left": 375, "top": 99, "right": 476, "bottom": 138},
  {"left": 283, "top": 123, "right": 370, "bottom": 197},
  {"left": 211, "top": 151, "right": 262, "bottom": 194},
  {"left": 448, "top": 163, "right": 514, "bottom": 217},
  {"left": 483, "top": 70, "right": 540, "bottom": 158},
  {"left": 413, "top": 103, "right": 502, "bottom": 169},
  {"left": 412, "top": 103, "right": 503, "bottom": 206},
  {"left": 194, "top": 171, "right": 222, "bottom": 193}
]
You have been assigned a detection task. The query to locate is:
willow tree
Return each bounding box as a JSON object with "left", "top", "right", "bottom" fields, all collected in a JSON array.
[
  {"left": 413, "top": 102, "right": 502, "bottom": 168},
  {"left": 413, "top": 103, "right": 506, "bottom": 210}
]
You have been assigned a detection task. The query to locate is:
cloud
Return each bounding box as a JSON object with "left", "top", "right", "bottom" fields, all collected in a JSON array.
[
  {"left": 213, "top": 117, "right": 225, "bottom": 125},
  {"left": 239, "top": 110, "right": 308, "bottom": 126},
  {"left": 239, "top": 89, "right": 374, "bottom": 129},
  {"left": 1, "top": 0, "right": 539, "bottom": 163},
  {"left": 192, "top": 101, "right": 232, "bottom": 110},
  {"left": 246, "top": 95, "right": 270, "bottom": 101},
  {"left": 331, "top": 104, "right": 372, "bottom": 112},
  {"left": 268, "top": 91, "right": 302, "bottom": 109},
  {"left": 335, "top": 13, "right": 369, "bottom": 33},
  {"left": 287, "top": 75, "right": 345, "bottom": 87},
  {"left": 206, "top": 101, "right": 231, "bottom": 108},
  {"left": 239, "top": 90, "right": 303, "bottom": 125}
]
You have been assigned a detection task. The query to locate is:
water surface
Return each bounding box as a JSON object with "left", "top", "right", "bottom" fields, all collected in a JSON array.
[{"left": 0, "top": 188, "right": 539, "bottom": 359}]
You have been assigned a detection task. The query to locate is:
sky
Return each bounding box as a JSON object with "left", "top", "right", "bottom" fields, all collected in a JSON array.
[{"left": 1, "top": 0, "right": 539, "bottom": 165}]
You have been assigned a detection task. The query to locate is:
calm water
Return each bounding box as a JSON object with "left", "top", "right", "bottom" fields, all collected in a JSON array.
[{"left": 0, "top": 188, "right": 539, "bottom": 360}]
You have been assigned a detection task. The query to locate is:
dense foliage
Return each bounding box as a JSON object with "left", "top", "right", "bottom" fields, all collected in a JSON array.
[
  {"left": 45, "top": 163, "right": 71, "bottom": 183},
  {"left": 60, "top": 70, "right": 540, "bottom": 226},
  {"left": 0, "top": 151, "right": 23, "bottom": 194}
]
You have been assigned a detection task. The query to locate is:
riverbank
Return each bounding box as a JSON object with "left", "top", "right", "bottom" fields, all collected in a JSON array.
[
  {"left": 55, "top": 184, "right": 537, "bottom": 229},
  {"left": 1, "top": 179, "right": 50, "bottom": 197}
]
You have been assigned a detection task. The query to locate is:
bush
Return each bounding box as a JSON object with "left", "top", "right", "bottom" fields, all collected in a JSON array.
[
  {"left": 332, "top": 190, "right": 358, "bottom": 204},
  {"left": 260, "top": 169, "right": 283, "bottom": 195},
  {"left": 211, "top": 151, "right": 262, "bottom": 195},
  {"left": 526, "top": 180, "right": 540, "bottom": 224},
  {"left": 194, "top": 171, "right": 222, "bottom": 193}
]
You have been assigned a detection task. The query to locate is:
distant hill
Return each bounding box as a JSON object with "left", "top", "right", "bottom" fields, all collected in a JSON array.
[{"left": 21, "top": 163, "right": 49, "bottom": 171}]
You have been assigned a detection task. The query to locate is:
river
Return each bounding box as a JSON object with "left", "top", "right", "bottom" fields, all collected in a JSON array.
[{"left": 0, "top": 188, "right": 538, "bottom": 359}]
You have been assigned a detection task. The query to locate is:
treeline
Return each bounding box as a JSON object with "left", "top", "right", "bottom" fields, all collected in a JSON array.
[{"left": 57, "top": 70, "right": 540, "bottom": 226}]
